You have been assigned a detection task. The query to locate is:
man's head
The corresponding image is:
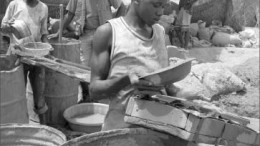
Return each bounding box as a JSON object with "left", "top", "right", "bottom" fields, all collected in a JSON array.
[
  {"left": 25, "top": 0, "right": 38, "bottom": 6},
  {"left": 26, "top": 0, "right": 37, "bottom": 3},
  {"left": 132, "top": 0, "right": 168, "bottom": 26}
]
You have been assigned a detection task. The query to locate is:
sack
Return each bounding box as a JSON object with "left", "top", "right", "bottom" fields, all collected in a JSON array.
[
  {"left": 239, "top": 28, "right": 256, "bottom": 40},
  {"left": 174, "top": 63, "right": 246, "bottom": 101},
  {"left": 211, "top": 32, "right": 242, "bottom": 47},
  {"left": 191, "top": 37, "right": 212, "bottom": 47},
  {"left": 197, "top": 27, "right": 212, "bottom": 41},
  {"left": 189, "top": 23, "right": 199, "bottom": 37}
]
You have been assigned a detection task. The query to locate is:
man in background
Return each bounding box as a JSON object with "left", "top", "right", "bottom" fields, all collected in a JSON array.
[
  {"left": 48, "top": 0, "right": 122, "bottom": 102},
  {"left": 1, "top": 0, "right": 49, "bottom": 124}
]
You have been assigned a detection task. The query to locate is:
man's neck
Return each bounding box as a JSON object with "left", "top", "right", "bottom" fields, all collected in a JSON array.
[
  {"left": 124, "top": 7, "right": 153, "bottom": 39},
  {"left": 25, "top": 0, "right": 39, "bottom": 7},
  {"left": 124, "top": 7, "right": 146, "bottom": 29}
]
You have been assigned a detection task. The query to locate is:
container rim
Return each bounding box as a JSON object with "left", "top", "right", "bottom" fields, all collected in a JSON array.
[
  {"left": 63, "top": 103, "right": 109, "bottom": 126},
  {"left": 0, "top": 123, "right": 67, "bottom": 141}
]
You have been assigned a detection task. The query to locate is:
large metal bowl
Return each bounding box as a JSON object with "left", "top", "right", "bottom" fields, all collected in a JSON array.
[
  {"left": 0, "top": 123, "right": 67, "bottom": 146},
  {"left": 140, "top": 58, "right": 195, "bottom": 86}
]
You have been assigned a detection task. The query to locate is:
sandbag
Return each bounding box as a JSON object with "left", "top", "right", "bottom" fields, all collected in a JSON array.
[
  {"left": 189, "top": 23, "right": 199, "bottom": 37},
  {"left": 239, "top": 28, "right": 256, "bottom": 40},
  {"left": 191, "top": 37, "right": 212, "bottom": 48},
  {"left": 210, "top": 25, "right": 235, "bottom": 34},
  {"left": 174, "top": 63, "right": 246, "bottom": 101},
  {"left": 239, "top": 28, "right": 258, "bottom": 48},
  {"left": 197, "top": 22, "right": 213, "bottom": 41},
  {"left": 211, "top": 32, "right": 242, "bottom": 47}
]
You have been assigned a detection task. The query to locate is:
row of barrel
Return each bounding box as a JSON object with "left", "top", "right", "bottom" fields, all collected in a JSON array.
[{"left": 0, "top": 38, "right": 80, "bottom": 126}]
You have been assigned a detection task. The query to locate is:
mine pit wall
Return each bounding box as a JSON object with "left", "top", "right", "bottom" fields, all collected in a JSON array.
[{"left": 185, "top": 0, "right": 259, "bottom": 32}]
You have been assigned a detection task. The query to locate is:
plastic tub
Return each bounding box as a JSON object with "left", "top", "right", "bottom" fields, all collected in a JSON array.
[
  {"left": 63, "top": 103, "right": 109, "bottom": 133},
  {"left": 22, "top": 42, "right": 53, "bottom": 56}
]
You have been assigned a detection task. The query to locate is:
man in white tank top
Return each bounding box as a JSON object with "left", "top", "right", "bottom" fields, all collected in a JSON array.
[{"left": 89, "top": 0, "right": 177, "bottom": 131}]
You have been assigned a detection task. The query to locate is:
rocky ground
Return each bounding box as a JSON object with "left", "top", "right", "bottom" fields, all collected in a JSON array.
[
  {"left": 216, "top": 57, "right": 259, "bottom": 118},
  {"left": 174, "top": 46, "right": 259, "bottom": 119},
  {"left": 24, "top": 26, "right": 259, "bottom": 140},
  {"left": 168, "top": 26, "right": 259, "bottom": 119}
]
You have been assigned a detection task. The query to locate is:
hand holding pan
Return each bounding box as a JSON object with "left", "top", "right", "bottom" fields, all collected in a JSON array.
[{"left": 140, "top": 58, "right": 195, "bottom": 86}]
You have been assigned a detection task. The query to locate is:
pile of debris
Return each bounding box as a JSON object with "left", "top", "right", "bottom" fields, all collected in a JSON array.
[{"left": 190, "top": 21, "right": 259, "bottom": 48}]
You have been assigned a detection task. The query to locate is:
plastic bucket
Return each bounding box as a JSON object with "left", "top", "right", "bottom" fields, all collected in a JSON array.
[
  {"left": 62, "top": 128, "right": 191, "bottom": 146},
  {"left": 11, "top": 20, "right": 32, "bottom": 39},
  {"left": 0, "top": 55, "right": 29, "bottom": 124},
  {"left": 0, "top": 123, "right": 67, "bottom": 146},
  {"left": 44, "top": 38, "right": 80, "bottom": 126}
]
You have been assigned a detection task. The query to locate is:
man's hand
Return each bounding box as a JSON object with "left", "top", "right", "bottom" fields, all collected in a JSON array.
[
  {"left": 128, "top": 73, "right": 163, "bottom": 93},
  {"left": 47, "top": 32, "right": 59, "bottom": 40},
  {"left": 1, "top": 21, "right": 15, "bottom": 34}
]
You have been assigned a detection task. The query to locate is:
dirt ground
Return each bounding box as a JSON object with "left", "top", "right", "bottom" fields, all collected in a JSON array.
[
  {"left": 215, "top": 57, "right": 259, "bottom": 118},
  {"left": 175, "top": 46, "right": 259, "bottom": 119}
]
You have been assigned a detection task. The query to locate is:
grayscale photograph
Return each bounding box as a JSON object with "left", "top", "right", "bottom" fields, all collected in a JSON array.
[{"left": 0, "top": 0, "right": 259, "bottom": 145}]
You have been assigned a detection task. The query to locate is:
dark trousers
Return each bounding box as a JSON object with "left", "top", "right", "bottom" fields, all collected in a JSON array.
[{"left": 23, "top": 64, "right": 46, "bottom": 123}]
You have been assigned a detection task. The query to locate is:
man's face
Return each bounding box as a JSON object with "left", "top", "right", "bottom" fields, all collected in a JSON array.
[
  {"left": 137, "top": 0, "right": 167, "bottom": 26},
  {"left": 26, "top": 0, "right": 36, "bottom": 3}
]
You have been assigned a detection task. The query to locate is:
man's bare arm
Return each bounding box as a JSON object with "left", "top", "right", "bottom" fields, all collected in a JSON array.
[{"left": 89, "top": 23, "right": 131, "bottom": 100}]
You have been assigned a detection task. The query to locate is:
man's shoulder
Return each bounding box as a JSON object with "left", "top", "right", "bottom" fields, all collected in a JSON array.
[
  {"left": 94, "top": 22, "right": 113, "bottom": 50},
  {"left": 96, "top": 22, "right": 112, "bottom": 35},
  {"left": 154, "top": 23, "right": 165, "bottom": 31},
  {"left": 8, "top": 0, "right": 20, "bottom": 7},
  {"left": 153, "top": 23, "right": 166, "bottom": 38},
  {"left": 38, "top": 1, "right": 48, "bottom": 9},
  {"left": 5, "top": 0, "right": 25, "bottom": 11}
]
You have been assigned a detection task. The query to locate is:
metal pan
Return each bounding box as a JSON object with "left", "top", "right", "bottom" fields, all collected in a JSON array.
[{"left": 140, "top": 58, "right": 195, "bottom": 86}]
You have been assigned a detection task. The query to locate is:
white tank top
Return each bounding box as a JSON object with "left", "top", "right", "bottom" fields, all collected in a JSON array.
[{"left": 102, "top": 17, "right": 168, "bottom": 131}]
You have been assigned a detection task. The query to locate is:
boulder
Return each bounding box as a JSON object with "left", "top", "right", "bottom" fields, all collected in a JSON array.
[
  {"left": 224, "top": 0, "right": 259, "bottom": 32},
  {"left": 174, "top": 62, "right": 246, "bottom": 101},
  {"left": 189, "top": 0, "right": 259, "bottom": 32},
  {"left": 191, "top": 0, "right": 227, "bottom": 27}
]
